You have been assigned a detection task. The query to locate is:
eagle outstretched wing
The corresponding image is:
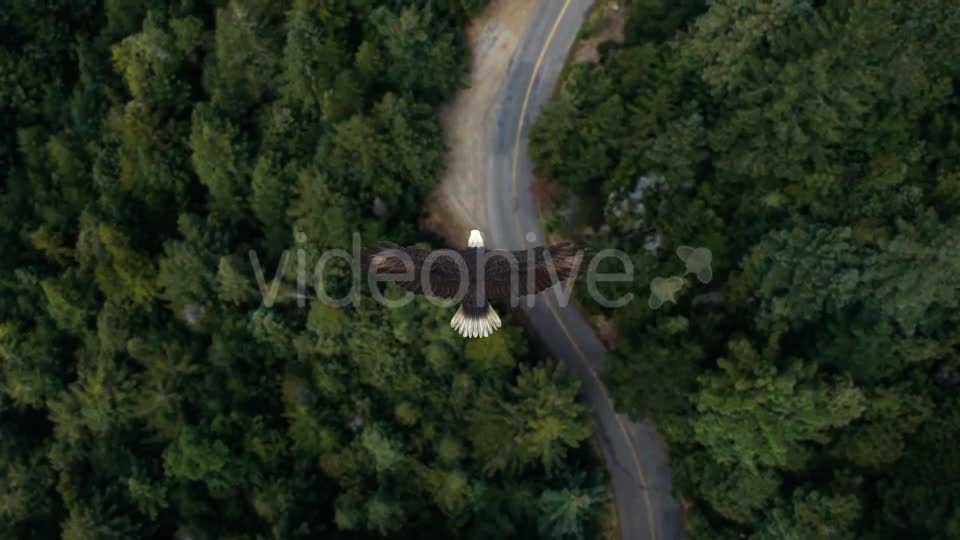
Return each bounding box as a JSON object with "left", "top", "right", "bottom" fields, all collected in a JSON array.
[
  {"left": 483, "top": 242, "right": 585, "bottom": 301},
  {"left": 366, "top": 242, "right": 466, "bottom": 299},
  {"left": 367, "top": 241, "right": 586, "bottom": 302}
]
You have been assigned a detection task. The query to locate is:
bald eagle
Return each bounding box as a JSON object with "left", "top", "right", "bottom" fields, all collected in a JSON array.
[{"left": 367, "top": 230, "right": 584, "bottom": 338}]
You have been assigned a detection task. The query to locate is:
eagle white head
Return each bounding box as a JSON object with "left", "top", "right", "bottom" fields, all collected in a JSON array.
[{"left": 467, "top": 229, "right": 484, "bottom": 248}]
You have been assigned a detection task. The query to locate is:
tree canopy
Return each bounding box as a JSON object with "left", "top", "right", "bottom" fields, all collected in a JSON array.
[{"left": 530, "top": 0, "right": 960, "bottom": 537}]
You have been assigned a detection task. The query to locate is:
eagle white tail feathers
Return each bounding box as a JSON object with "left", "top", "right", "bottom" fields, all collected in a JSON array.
[{"left": 450, "top": 304, "right": 501, "bottom": 339}]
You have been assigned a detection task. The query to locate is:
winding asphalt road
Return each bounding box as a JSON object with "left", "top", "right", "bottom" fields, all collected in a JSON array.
[{"left": 483, "top": 1, "right": 685, "bottom": 539}]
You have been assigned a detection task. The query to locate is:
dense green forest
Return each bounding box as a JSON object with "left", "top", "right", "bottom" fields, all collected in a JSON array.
[
  {"left": 0, "top": 1, "right": 609, "bottom": 538},
  {"left": 530, "top": 0, "right": 960, "bottom": 537}
]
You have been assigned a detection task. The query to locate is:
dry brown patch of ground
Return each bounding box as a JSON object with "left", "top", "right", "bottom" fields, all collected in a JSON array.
[
  {"left": 531, "top": 175, "right": 564, "bottom": 240},
  {"left": 572, "top": 0, "right": 627, "bottom": 64},
  {"left": 591, "top": 314, "right": 619, "bottom": 351}
]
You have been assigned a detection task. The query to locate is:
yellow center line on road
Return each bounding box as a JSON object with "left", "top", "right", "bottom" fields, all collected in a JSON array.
[
  {"left": 508, "top": 1, "right": 659, "bottom": 538},
  {"left": 509, "top": 0, "right": 572, "bottom": 211}
]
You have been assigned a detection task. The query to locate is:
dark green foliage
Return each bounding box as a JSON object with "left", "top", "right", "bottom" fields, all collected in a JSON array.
[
  {"left": 536, "top": 472, "right": 607, "bottom": 540},
  {"left": 530, "top": 0, "right": 960, "bottom": 537},
  {"left": 0, "top": 1, "right": 607, "bottom": 538}
]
